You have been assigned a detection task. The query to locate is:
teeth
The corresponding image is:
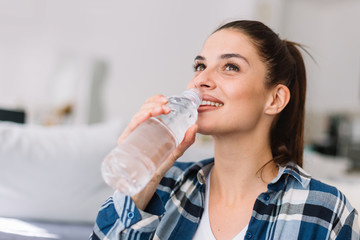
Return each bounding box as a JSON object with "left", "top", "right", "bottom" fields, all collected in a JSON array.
[{"left": 201, "top": 100, "right": 223, "bottom": 107}]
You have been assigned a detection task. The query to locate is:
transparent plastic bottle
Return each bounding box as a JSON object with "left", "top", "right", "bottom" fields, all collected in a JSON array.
[{"left": 101, "top": 88, "right": 202, "bottom": 196}]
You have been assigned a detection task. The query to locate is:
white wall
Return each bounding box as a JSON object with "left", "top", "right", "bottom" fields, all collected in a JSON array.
[
  {"left": 0, "top": 0, "right": 264, "bottom": 124},
  {"left": 282, "top": 0, "right": 360, "bottom": 114},
  {"left": 3, "top": 0, "right": 357, "bottom": 126}
]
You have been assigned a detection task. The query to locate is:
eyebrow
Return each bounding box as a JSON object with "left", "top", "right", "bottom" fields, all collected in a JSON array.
[
  {"left": 194, "top": 53, "right": 249, "bottom": 64},
  {"left": 194, "top": 55, "right": 205, "bottom": 61},
  {"left": 220, "top": 53, "right": 249, "bottom": 64}
]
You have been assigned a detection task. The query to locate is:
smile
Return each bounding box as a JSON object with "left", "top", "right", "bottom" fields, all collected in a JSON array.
[{"left": 200, "top": 100, "right": 224, "bottom": 107}]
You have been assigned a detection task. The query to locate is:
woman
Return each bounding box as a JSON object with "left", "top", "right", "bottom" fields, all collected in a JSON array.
[{"left": 90, "top": 20, "right": 359, "bottom": 239}]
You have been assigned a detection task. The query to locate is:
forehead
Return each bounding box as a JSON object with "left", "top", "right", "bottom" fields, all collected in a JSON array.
[{"left": 201, "top": 29, "right": 258, "bottom": 58}]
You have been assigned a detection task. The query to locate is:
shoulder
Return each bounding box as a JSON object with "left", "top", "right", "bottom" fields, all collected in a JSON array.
[
  {"left": 282, "top": 165, "right": 359, "bottom": 237},
  {"left": 306, "top": 178, "right": 356, "bottom": 219},
  {"left": 307, "top": 178, "right": 359, "bottom": 238},
  {"left": 308, "top": 177, "right": 344, "bottom": 199},
  {"left": 285, "top": 164, "right": 355, "bottom": 213},
  {"left": 293, "top": 167, "right": 356, "bottom": 215}
]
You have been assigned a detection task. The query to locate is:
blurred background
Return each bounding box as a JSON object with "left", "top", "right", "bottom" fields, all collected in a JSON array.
[
  {"left": 1, "top": 0, "right": 360, "bottom": 167},
  {"left": 0, "top": 0, "right": 357, "bottom": 120},
  {"left": 0, "top": 0, "right": 359, "bottom": 237}
]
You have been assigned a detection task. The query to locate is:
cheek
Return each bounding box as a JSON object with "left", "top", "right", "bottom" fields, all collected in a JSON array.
[
  {"left": 225, "top": 84, "right": 267, "bottom": 122},
  {"left": 187, "top": 79, "right": 196, "bottom": 89},
  {"left": 225, "top": 82, "right": 260, "bottom": 104}
]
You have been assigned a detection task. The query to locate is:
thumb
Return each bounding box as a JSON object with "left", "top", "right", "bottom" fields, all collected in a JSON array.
[
  {"left": 174, "top": 124, "right": 198, "bottom": 160},
  {"left": 156, "top": 124, "right": 198, "bottom": 176}
]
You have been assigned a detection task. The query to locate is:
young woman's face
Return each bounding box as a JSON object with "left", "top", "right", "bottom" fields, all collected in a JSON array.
[{"left": 188, "top": 29, "right": 272, "bottom": 136}]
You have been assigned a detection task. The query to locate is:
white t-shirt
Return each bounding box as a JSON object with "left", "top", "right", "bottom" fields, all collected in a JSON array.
[{"left": 193, "top": 169, "right": 248, "bottom": 240}]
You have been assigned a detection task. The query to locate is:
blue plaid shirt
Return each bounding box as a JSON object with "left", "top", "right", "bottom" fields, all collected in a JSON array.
[{"left": 90, "top": 158, "right": 359, "bottom": 239}]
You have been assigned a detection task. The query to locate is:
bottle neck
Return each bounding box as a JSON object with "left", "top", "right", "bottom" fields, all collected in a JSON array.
[{"left": 181, "top": 88, "right": 202, "bottom": 108}]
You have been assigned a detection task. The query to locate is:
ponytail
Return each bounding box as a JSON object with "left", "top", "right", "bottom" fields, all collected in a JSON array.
[{"left": 271, "top": 41, "right": 307, "bottom": 167}]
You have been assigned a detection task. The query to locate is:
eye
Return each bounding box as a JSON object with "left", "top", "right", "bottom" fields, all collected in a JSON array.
[
  {"left": 193, "top": 63, "right": 206, "bottom": 72},
  {"left": 224, "top": 63, "right": 239, "bottom": 72}
]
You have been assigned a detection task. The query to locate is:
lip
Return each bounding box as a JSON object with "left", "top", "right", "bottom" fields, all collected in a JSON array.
[{"left": 198, "top": 94, "right": 224, "bottom": 113}]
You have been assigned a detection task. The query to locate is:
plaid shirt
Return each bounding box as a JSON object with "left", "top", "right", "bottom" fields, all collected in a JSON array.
[{"left": 90, "top": 158, "right": 359, "bottom": 240}]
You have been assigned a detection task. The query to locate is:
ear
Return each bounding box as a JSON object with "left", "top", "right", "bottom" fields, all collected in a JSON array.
[{"left": 264, "top": 84, "right": 290, "bottom": 115}]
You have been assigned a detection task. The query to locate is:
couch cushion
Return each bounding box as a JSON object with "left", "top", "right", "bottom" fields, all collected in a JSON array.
[{"left": 0, "top": 120, "right": 123, "bottom": 223}]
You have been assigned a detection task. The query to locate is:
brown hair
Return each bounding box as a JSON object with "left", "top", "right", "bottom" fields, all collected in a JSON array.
[{"left": 214, "top": 20, "right": 307, "bottom": 167}]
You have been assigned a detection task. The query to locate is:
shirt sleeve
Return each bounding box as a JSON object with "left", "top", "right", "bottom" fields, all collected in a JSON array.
[
  {"left": 335, "top": 208, "right": 359, "bottom": 240},
  {"left": 90, "top": 191, "right": 162, "bottom": 240}
]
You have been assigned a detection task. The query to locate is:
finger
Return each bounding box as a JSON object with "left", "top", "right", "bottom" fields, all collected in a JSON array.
[
  {"left": 140, "top": 98, "right": 171, "bottom": 116},
  {"left": 145, "top": 94, "right": 168, "bottom": 104},
  {"left": 175, "top": 124, "right": 198, "bottom": 158},
  {"left": 147, "top": 105, "right": 171, "bottom": 117},
  {"left": 117, "top": 97, "right": 171, "bottom": 144},
  {"left": 117, "top": 111, "right": 151, "bottom": 144}
]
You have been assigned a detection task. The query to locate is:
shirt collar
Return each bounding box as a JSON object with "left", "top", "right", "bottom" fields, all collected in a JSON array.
[
  {"left": 196, "top": 161, "right": 214, "bottom": 185},
  {"left": 177, "top": 158, "right": 213, "bottom": 186},
  {"left": 271, "top": 162, "right": 311, "bottom": 188},
  {"left": 191, "top": 158, "right": 311, "bottom": 189}
]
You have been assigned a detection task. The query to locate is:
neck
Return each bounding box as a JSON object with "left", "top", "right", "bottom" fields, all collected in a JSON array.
[{"left": 210, "top": 131, "right": 278, "bottom": 200}]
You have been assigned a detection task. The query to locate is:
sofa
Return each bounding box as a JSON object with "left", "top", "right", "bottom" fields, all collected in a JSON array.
[
  {"left": 0, "top": 120, "right": 124, "bottom": 239},
  {"left": 0, "top": 120, "right": 358, "bottom": 239}
]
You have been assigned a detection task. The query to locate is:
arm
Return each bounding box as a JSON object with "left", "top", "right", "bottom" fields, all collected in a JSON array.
[
  {"left": 90, "top": 95, "right": 197, "bottom": 239},
  {"left": 335, "top": 208, "right": 359, "bottom": 240},
  {"left": 115, "top": 94, "right": 197, "bottom": 210},
  {"left": 90, "top": 192, "right": 162, "bottom": 240}
]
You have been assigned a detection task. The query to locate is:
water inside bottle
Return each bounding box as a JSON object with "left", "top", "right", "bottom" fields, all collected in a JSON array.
[{"left": 102, "top": 118, "right": 177, "bottom": 195}]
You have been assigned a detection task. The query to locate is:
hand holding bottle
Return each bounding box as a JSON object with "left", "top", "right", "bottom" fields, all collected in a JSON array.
[
  {"left": 115, "top": 94, "right": 198, "bottom": 209},
  {"left": 101, "top": 89, "right": 201, "bottom": 208}
]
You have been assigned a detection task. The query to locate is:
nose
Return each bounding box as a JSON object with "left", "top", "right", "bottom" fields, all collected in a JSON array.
[{"left": 192, "top": 70, "right": 216, "bottom": 90}]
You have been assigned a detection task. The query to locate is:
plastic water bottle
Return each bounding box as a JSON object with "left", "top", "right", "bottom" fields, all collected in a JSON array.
[{"left": 101, "top": 88, "right": 202, "bottom": 196}]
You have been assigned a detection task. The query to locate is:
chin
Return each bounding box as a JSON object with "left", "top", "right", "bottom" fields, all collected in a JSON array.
[
  {"left": 196, "top": 125, "right": 216, "bottom": 136},
  {"left": 196, "top": 119, "right": 217, "bottom": 135}
]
